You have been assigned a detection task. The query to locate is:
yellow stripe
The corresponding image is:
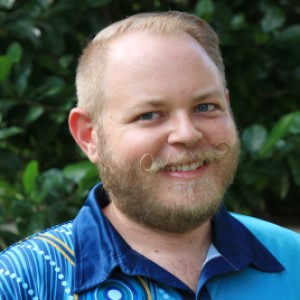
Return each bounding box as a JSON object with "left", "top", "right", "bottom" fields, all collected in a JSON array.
[
  {"left": 137, "top": 276, "right": 152, "bottom": 299},
  {"left": 35, "top": 236, "right": 75, "bottom": 266},
  {"left": 74, "top": 294, "right": 79, "bottom": 300},
  {"left": 41, "top": 233, "right": 74, "bottom": 255}
]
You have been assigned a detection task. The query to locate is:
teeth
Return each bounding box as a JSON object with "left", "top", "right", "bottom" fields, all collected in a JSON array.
[{"left": 166, "top": 161, "right": 204, "bottom": 172}]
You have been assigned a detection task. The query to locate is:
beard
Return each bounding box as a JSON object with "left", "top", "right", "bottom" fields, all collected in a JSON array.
[{"left": 96, "top": 134, "right": 240, "bottom": 234}]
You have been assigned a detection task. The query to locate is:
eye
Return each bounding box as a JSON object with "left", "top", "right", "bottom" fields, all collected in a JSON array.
[
  {"left": 138, "top": 112, "right": 160, "bottom": 121},
  {"left": 195, "top": 103, "right": 216, "bottom": 113}
]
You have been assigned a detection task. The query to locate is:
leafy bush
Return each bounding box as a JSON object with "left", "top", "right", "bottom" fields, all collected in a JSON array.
[{"left": 0, "top": 0, "right": 299, "bottom": 249}]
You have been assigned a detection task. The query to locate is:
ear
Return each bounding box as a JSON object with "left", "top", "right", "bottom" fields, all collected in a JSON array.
[{"left": 68, "top": 107, "right": 99, "bottom": 164}]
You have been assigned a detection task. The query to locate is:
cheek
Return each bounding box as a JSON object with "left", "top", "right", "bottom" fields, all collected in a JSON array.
[
  {"left": 110, "top": 128, "right": 167, "bottom": 161},
  {"left": 203, "top": 118, "right": 238, "bottom": 146}
]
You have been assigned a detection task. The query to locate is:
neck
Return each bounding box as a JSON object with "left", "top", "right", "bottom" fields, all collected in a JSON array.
[{"left": 103, "top": 202, "right": 212, "bottom": 291}]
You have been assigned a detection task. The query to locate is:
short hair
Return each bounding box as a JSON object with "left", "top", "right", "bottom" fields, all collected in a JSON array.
[{"left": 76, "top": 11, "right": 225, "bottom": 121}]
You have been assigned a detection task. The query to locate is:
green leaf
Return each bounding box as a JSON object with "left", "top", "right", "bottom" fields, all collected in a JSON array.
[
  {"left": 63, "top": 160, "right": 97, "bottom": 185},
  {"left": 254, "top": 32, "right": 270, "bottom": 44},
  {"left": 195, "top": 0, "right": 215, "bottom": 21},
  {"left": 279, "top": 172, "right": 290, "bottom": 199},
  {"left": 6, "top": 42, "right": 22, "bottom": 64},
  {"left": 0, "top": 0, "right": 15, "bottom": 9},
  {"left": 0, "top": 56, "right": 12, "bottom": 82},
  {"left": 259, "top": 111, "right": 300, "bottom": 157},
  {"left": 242, "top": 124, "right": 268, "bottom": 155},
  {"left": 231, "top": 14, "right": 246, "bottom": 30},
  {"left": 36, "top": 0, "right": 50, "bottom": 9},
  {"left": 33, "top": 169, "right": 67, "bottom": 203},
  {"left": 289, "top": 115, "right": 300, "bottom": 134},
  {"left": 6, "top": 21, "right": 40, "bottom": 47},
  {"left": 0, "top": 99, "right": 19, "bottom": 114},
  {"left": 0, "top": 180, "right": 12, "bottom": 196},
  {"left": 15, "top": 62, "right": 32, "bottom": 96},
  {"left": 49, "top": 112, "right": 66, "bottom": 124},
  {"left": 23, "top": 160, "right": 39, "bottom": 195},
  {"left": 24, "top": 213, "right": 45, "bottom": 234},
  {"left": 37, "top": 77, "right": 65, "bottom": 99},
  {"left": 0, "top": 43, "right": 22, "bottom": 82},
  {"left": 0, "top": 127, "right": 24, "bottom": 139},
  {"left": 58, "top": 55, "right": 73, "bottom": 70},
  {"left": 261, "top": 6, "right": 285, "bottom": 33},
  {"left": 24, "top": 106, "right": 44, "bottom": 124},
  {"left": 274, "top": 25, "right": 300, "bottom": 44}
]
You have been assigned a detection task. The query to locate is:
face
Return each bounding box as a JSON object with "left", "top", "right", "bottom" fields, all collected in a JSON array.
[{"left": 95, "top": 32, "right": 240, "bottom": 233}]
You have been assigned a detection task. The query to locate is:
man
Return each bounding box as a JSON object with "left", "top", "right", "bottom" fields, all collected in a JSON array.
[{"left": 0, "top": 11, "right": 299, "bottom": 300}]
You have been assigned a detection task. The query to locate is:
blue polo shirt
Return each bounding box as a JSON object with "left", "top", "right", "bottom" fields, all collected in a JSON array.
[{"left": 1, "top": 183, "right": 300, "bottom": 299}]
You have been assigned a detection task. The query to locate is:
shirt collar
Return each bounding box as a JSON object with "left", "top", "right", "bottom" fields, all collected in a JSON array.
[
  {"left": 73, "top": 183, "right": 283, "bottom": 294},
  {"left": 73, "top": 183, "right": 186, "bottom": 294},
  {"left": 212, "top": 204, "right": 284, "bottom": 272}
]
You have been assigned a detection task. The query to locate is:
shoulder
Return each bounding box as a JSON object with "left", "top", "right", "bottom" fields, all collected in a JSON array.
[
  {"left": 0, "top": 221, "right": 75, "bottom": 299},
  {"left": 231, "top": 213, "right": 300, "bottom": 260},
  {"left": 231, "top": 213, "right": 300, "bottom": 239}
]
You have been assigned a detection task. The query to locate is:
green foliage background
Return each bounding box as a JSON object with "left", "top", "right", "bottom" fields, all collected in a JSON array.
[{"left": 0, "top": 0, "right": 299, "bottom": 249}]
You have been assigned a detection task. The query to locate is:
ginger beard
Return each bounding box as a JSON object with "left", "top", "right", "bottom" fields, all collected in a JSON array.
[{"left": 96, "top": 132, "right": 240, "bottom": 234}]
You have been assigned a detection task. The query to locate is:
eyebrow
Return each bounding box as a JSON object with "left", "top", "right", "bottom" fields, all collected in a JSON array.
[
  {"left": 128, "top": 88, "right": 225, "bottom": 110},
  {"left": 128, "top": 98, "right": 166, "bottom": 110},
  {"left": 192, "top": 88, "right": 224, "bottom": 101}
]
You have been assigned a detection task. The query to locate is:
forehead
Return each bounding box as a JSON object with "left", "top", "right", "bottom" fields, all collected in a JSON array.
[
  {"left": 106, "top": 31, "right": 215, "bottom": 69},
  {"left": 100, "top": 32, "right": 223, "bottom": 110}
]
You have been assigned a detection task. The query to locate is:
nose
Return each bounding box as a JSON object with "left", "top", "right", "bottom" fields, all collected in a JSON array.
[{"left": 167, "top": 114, "right": 203, "bottom": 147}]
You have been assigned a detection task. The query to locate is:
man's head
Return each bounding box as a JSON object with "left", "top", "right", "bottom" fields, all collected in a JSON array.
[
  {"left": 75, "top": 11, "right": 226, "bottom": 122},
  {"left": 69, "top": 11, "right": 240, "bottom": 234}
]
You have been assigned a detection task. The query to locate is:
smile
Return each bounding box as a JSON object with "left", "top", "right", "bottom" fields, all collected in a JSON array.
[{"left": 164, "top": 160, "right": 207, "bottom": 172}]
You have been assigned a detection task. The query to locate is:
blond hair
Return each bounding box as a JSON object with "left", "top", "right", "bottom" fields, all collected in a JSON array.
[{"left": 76, "top": 11, "right": 225, "bottom": 121}]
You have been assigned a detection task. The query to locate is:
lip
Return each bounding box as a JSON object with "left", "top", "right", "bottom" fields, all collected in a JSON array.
[
  {"left": 165, "top": 159, "right": 207, "bottom": 172},
  {"left": 161, "top": 161, "right": 209, "bottom": 180}
]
